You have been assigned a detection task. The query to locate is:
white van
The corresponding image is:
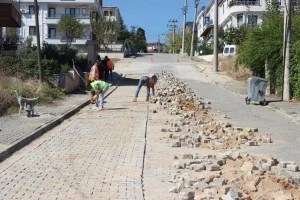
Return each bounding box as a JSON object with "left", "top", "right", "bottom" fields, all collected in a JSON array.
[{"left": 222, "top": 45, "right": 236, "bottom": 56}]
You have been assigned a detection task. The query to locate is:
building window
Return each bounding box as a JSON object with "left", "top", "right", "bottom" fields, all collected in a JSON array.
[
  {"left": 65, "top": 8, "right": 80, "bottom": 17},
  {"left": 82, "top": 8, "right": 86, "bottom": 15},
  {"left": 29, "top": 5, "right": 35, "bottom": 14},
  {"left": 237, "top": 13, "right": 243, "bottom": 27},
  {"left": 248, "top": 15, "right": 258, "bottom": 27},
  {"left": 49, "top": 8, "right": 56, "bottom": 17},
  {"left": 271, "top": 0, "right": 281, "bottom": 6},
  {"left": 29, "top": 26, "right": 36, "bottom": 35},
  {"left": 48, "top": 28, "right": 56, "bottom": 39},
  {"left": 204, "top": 17, "right": 210, "bottom": 25}
]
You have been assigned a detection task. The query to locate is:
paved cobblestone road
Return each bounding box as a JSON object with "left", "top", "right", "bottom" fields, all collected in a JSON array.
[
  {"left": 0, "top": 75, "right": 171, "bottom": 200},
  {"left": 1, "top": 54, "right": 300, "bottom": 200}
]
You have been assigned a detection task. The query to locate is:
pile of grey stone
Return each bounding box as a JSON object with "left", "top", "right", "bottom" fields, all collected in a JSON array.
[
  {"left": 169, "top": 152, "right": 300, "bottom": 199},
  {"left": 152, "top": 71, "right": 272, "bottom": 150},
  {"left": 150, "top": 71, "right": 300, "bottom": 200}
]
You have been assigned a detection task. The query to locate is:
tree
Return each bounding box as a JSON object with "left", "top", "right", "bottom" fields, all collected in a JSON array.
[
  {"left": 57, "top": 16, "right": 84, "bottom": 45},
  {"left": 219, "top": 26, "right": 248, "bottom": 46},
  {"left": 116, "top": 17, "right": 131, "bottom": 43},
  {"left": 91, "top": 16, "right": 118, "bottom": 51},
  {"left": 238, "top": 7, "right": 284, "bottom": 94},
  {"left": 130, "top": 27, "right": 147, "bottom": 52},
  {"left": 117, "top": 26, "right": 131, "bottom": 43}
]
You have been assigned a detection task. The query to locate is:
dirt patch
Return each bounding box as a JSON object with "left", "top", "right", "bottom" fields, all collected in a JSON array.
[{"left": 219, "top": 56, "right": 251, "bottom": 82}]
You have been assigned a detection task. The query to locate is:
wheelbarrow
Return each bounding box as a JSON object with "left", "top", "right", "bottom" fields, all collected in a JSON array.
[{"left": 15, "top": 90, "right": 39, "bottom": 117}]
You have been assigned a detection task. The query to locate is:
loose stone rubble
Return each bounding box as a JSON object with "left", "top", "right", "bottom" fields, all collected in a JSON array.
[{"left": 150, "top": 71, "right": 300, "bottom": 200}]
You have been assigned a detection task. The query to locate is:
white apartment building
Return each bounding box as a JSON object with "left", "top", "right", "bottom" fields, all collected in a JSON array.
[
  {"left": 196, "top": 0, "right": 277, "bottom": 43},
  {"left": 18, "top": 0, "right": 103, "bottom": 46},
  {"left": 102, "top": 6, "right": 121, "bottom": 28},
  {"left": 102, "top": 6, "right": 122, "bottom": 45}
]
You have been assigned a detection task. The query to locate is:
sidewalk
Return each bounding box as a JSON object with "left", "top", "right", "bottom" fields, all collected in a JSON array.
[
  {"left": 0, "top": 73, "right": 123, "bottom": 162},
  {"left": 193, "top": 57, "right": 300, "bottom": 125},
  {"left": 0, "top": 73, "right": 177, "bottom": 200}
]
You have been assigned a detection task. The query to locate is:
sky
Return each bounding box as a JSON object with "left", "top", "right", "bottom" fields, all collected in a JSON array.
[{"left": 103, "top": 0, "right": 208, "bottom": 43}]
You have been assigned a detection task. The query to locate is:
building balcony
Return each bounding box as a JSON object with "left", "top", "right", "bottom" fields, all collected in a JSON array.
[
  {"left": 0, "top": 0, "right": 22, "bottom": 27},
  {"left": 45, "top": 14, "right": 91, "bottom": 24},
  {"left": 229, "top": 0, "right": 261, "bottom": 7},
  {"left": 44, "top": 34, "right": 90, "bottom": 45},
  {"left": 228, "top": 1, "right": 266, "bottom": 13},
  {"left": 46, "top": 33, "right": 90, "bottom": 40},
  {"left": 200, "top": 20, "right": 214, "bottom": 37}
]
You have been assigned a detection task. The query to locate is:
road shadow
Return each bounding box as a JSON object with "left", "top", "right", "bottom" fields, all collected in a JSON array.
[
  {"left": 267, "top": 99, "right": 283, "bottom": 103},
  {"left": 103, "top": 107, "right": 128, "bottom": 111}
]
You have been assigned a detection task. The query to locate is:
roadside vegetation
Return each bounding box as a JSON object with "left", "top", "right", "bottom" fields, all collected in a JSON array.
[
  {"left": 197, "top": 4, "right": 300, "bottom": 100},
  {"left": 0, "top": 37, "right": 88, "bottom": 117},
  {"left": 237, "top": 6, "right": 300, "bottom": 100}
]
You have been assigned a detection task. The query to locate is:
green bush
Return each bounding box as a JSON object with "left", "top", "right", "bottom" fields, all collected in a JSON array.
[
  {"left": 42, "top": 43, "right": 59, "bottom": 61},
  {"left": 75, "top": 54, "right": 88, "bottom": 72},
  {"left": 20, "top": 58, "right": 38, "bottom": 78},
  {"left": 60, "top": 63, "right": 71, "bottom": 73},
  {"left": 42, "top": 59, "right": 60, "bottom": 75},
  {"left": 290, "top": 41, "right": 300, "bottom": 100},
  {"left": 0, "top": 56, "right": 21, "bottom": 74},
  {"left": 57, "top": 45, "right": 78, "bottom": 65}
]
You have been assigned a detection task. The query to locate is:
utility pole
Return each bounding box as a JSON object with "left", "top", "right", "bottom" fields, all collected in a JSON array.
[
  {"left": 168, "top": 19, "right": 177, "bottom": 54},
  {"left": 34, "top": 0, "right": 43, "bottom": 82},
  {"left": 190, "top": 0, "right": 199, "bottom": 59},
  {"left": 213, "top": 0, "right": 218, "bottom": 72},
  {"left": 283, "top": 0, "right": 291, "bottom": 101},
  {"left": 158, "top": 34, "right": 160, "bottom": 53},
  {"left": 181, "top": 0, "right": 187, "bottom": 54}
]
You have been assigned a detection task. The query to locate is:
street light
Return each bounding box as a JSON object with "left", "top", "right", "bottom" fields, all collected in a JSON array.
[
  {"left": 190, "top": 0, "right": 200, "bottom": 59},
  {"left": 167, "top": 19, "right": 178, "bottom": 54}
]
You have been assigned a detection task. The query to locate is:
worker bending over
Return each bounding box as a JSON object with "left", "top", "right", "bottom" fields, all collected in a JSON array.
[
  {"left": 133, "top": 74, "right": 158, "bottom": 102},
  {"left": 86, "top": 79, "right": 110, "bottom": 110}
]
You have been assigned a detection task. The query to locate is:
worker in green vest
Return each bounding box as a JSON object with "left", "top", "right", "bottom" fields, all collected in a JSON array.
[{"left": 86, "top": 79, "right": 110, "bottom": 110}]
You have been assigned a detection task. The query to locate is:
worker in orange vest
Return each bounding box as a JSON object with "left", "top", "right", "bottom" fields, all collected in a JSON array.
[
  {"left": 88, "top": 60, "right": 100, "bottom": 103},
  {"left": 89, "top": 61, "right": 100, "bottom": 82},
  {"left": 105, "top": 56, "right": 114, "bottom": 81},
  {"left": 133, "top": 74, "right": 158, "bottom": 102}
]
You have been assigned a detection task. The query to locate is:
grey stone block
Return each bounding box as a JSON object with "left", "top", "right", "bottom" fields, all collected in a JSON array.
[
  {"left": 179, "top": 189, "right": 195, "bottom": 200},
  {"left": 287, "top": 164, "right": 299, "bottom": 172},
  {"left": 193, "top": 181, "right": 210, "bottom": 191},
  {"left": 279, "top": 161, "right": 295, "bottom": 168},
  {"left": 210, "top": 177, "right": 225, "bottom": 187}
]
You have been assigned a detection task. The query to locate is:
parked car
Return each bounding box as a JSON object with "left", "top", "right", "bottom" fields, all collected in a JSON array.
[{"left": 222, "top": 45, "right": 236, "bottom": 56}]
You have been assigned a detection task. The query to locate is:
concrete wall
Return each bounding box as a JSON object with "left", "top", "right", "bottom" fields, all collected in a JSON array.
[
  {"left": 48, "top": 70, "right": 81, "bottom": 93},
  {"left": 64, "top": 71, "right": 80, "bottom": 93},
  {"left": 98, "top": 52, "right": 124, "bottom": 59}
]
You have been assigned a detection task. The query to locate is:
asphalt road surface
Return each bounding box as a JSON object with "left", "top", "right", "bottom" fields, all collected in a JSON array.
[{"left": 117, "top": 53, "right": 300, "bottom": 166}]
